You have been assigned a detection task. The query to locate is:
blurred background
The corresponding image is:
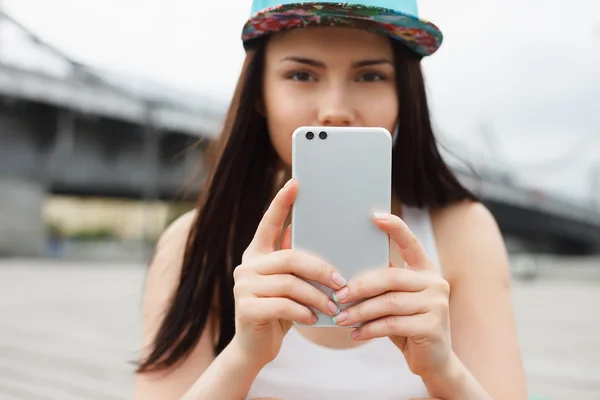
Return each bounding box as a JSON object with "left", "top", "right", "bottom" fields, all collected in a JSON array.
[{"left": 0, "top": 0, "right": 599, "bottom": 399}]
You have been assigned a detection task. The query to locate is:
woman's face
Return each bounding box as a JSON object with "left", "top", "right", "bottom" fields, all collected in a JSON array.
[{"left": 262, "top": 27, "right": 399, "bottom": 166}]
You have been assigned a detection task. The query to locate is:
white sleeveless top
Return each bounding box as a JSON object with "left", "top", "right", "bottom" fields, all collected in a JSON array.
[{"left": 246, "top": 207, "right": 441, "bottom": 400}]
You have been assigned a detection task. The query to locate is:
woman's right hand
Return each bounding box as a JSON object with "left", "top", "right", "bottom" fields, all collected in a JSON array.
[{"left": 231, "top": 178, "right": 346, "bottom": 367}]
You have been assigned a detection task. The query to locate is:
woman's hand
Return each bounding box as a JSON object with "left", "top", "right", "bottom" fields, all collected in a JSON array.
[
  {"left": 331, "top": 212, "right": 453, "bottom": 381},
  {"left": 232, "top": 178, "right": 346, "bottom": 368}
]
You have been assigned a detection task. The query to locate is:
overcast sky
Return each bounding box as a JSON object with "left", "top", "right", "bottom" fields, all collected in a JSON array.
[{"left": 2, "top": 0, "right": 600, "bottom": 204}]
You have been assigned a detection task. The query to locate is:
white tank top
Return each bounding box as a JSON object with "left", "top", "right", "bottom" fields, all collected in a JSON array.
[{"left": 246, "top": 207, "right": 441, "bottom": 400}]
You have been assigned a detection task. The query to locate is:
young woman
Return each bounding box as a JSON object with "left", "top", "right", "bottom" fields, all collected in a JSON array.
[{"left": 133, "top": 1, "right": 528, "bottom": 399}]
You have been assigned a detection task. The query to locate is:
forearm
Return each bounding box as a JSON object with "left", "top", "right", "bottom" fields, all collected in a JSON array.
[
  {"left": 422, "top": 353, "right": 493, "bottom": 400},
  {"left": 181, "top": 338, "right": 264, "bottom": 400}
]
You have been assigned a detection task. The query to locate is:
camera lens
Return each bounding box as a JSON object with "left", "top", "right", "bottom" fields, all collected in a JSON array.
[
  {"left": 319, "top": 131, "right": 327, "bottom": 140},
  {"left": 306, "top": 131, "right": 314, "bottom": 140}
]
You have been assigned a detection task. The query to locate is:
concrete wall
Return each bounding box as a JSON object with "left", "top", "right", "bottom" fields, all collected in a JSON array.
[{"left": 0, "top": 177, "right": 46, "bottom": 257}]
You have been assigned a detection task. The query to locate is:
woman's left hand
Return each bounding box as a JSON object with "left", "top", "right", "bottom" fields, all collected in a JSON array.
[{"left": 331, "top": 212, "right": 454, "bottom": 380}]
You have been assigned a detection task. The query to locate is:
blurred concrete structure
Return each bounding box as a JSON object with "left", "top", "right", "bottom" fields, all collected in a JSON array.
[
  {"left": 1, "top": 10, "right": 600, "bottom": 257},
  {"left": 0, "top": 10, "right": 219, "bottom": 256}
]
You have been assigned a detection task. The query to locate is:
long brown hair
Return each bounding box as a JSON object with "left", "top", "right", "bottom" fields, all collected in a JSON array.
[{"left": 136, "top": 35, "right": 477, "bottom": 373}]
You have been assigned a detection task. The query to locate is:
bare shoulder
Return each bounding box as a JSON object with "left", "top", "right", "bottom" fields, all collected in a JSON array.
[
  {"left": 134, "top": 209, "right": 219, "bottom": 399},
  {"left": 141, "top": 209, "right": 198, "bottom": 345},
  {"left": 430, "top": 200, "right": 510, "bottom": 284},
  {"left": 154, "top": 209, "right": 198, "bottom": 260},
  {"left": 140, "top": 210, "right": 198, "bottom": 302},
  {"left": 430, "top": 199, "right": 499, "bottom": 233}
]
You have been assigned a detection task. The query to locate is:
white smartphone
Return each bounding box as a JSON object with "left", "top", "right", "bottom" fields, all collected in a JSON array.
[{"left": 291, "top": 126, "right": 392, "bottom": 328}]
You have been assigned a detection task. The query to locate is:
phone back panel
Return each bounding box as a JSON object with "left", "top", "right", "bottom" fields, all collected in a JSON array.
[{"left": 291, "top": 126, "right": 392, "bottom": 327}]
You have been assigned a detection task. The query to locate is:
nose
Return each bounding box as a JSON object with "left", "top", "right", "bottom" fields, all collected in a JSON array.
[{"left": 316, "top": 87, "right": 356, "bottom": 127}]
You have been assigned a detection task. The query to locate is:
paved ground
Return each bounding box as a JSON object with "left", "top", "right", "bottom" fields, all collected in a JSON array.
[{"left": 0, "top": 257, "right": 599, "bottom": 400}]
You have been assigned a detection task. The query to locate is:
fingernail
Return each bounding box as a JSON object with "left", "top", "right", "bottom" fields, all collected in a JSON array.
[
  {"left": 311, "top": 313, "right": 318, "bottom": 324},
  {"left": 332, "top": 287, "right": 348, "bottom": 303},
  {"left": 373, "top": 211, "right": 388, "bottom": 220},
  {"left": 328, "top": 301, "right": 340, "bottom": 315},
  {"left": 332, "top": 310, "right": 348, "bottom": 324},
  {"left": 350, "top": 329, "right": 359, "bottom": 339},
  {"left": 332, "top": 272, "right": 346, "bottom": 288},
  {"left": 284, "top": 178, "right": 294, "bottom": 188}
]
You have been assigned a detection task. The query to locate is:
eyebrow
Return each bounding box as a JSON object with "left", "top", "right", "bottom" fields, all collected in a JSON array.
[{"left": 280, "top": 56, "right": 393, "bottom": 68}]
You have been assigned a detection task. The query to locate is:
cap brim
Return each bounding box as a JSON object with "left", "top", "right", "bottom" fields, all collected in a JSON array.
[{"left": 242, "top": 2, "right": 443, "bottom": 57}]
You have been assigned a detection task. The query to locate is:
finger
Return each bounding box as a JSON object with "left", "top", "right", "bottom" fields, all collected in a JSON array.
[
  {"left": 251, "top": 274, "right": 340, "bottom": 316},
  {"left": 349, "top": 314, "right": 427, "bottom": 341},
  {"left": 280, "top": 224, "right": 292, "bottom": 250},
  {"left": 254, "top": 249, "right": 347, "bottom": 290},
  {"left": 246, "top": 178, "right": 297, "bottom": 256},
  {"left": 333, "top": 267, "right": 428, "bottom": 304},
  {"left": 240, "top": 297, "right": 317, "bottom": 326},
  {"left": 332, "top": 291, "right": 427, "bottom": 326},
  {"left": 389, "top": 236, "right": 406, "bottom": 268},
  {"left": 372, "top": 212, "right": 434, "bottom": 271}
]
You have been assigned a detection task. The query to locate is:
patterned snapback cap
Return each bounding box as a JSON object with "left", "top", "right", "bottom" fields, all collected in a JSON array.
[{"left": 241, "top": 0, "right": 443, "bottom": 57}]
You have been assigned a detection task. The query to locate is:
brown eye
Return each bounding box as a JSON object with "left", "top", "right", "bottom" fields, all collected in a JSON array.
[
  {"left": 288, "top": 72, "right": 315, "bottom": 82},
  {"left": 358, "top": 72, "right": 386, "bottom": 82}
]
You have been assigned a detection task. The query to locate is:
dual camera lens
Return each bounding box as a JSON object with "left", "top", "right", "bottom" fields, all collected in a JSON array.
[{"left": 306, "top": 131, "right": 327, "bottom": 140}]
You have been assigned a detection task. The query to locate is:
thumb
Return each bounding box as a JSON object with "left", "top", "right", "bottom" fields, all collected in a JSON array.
[
  {"left": 280, "top": 224, "right": 292, "bottom": 250},
  {"left": 245, "top": 178, "right": 297, "bottom": 256}
]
